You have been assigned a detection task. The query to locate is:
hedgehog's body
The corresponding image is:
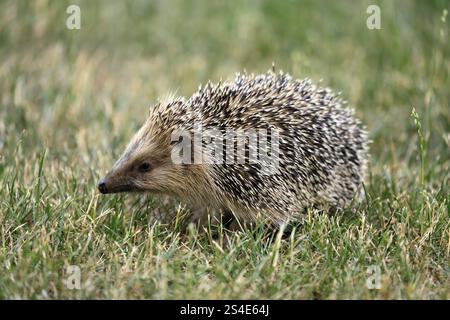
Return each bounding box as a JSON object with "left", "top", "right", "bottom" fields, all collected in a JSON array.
[{"left": 98, "top": 71, "right": 368, "bottom": 226}]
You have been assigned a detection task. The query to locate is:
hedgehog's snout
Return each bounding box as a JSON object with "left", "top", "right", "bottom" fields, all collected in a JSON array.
[
  {"left": 98, "top": 178, "right": 108, "bottom": 194},
  {"left": 97, "top": 173, "right": 137, "bottom": 194}
]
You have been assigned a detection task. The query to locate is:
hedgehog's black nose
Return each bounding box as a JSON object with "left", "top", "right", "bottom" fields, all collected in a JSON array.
[{"left": 98, "top": 179, "right": 108, "bottom": 194}]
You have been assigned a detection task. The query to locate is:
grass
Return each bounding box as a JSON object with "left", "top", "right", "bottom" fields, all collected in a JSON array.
[{"left": 0, "top": 0, "right": 449, "bottom": 299}]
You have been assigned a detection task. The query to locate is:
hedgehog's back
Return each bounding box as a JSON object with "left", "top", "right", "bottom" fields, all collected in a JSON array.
[{"left": 182, "top": 72, "right": 368, "bottom": 222}]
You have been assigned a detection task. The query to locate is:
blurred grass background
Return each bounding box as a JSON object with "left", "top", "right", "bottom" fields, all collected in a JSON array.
[{"left": 0, "top": 0, "right": 448, "bottom": 299}]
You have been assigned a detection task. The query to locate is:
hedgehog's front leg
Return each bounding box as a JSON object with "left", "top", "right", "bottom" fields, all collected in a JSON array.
[{"left": 186, "top": 206, "right": 228, "bottom": 231}]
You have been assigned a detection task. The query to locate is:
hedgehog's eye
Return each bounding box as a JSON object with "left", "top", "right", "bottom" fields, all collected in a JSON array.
[{"left": 138, "top": 162, "right": 152, "bottom": 173}]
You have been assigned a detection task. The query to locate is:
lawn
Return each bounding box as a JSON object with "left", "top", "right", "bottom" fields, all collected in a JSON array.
[{"left": 0, "top": 0, "right": 448, "bottom": 299}]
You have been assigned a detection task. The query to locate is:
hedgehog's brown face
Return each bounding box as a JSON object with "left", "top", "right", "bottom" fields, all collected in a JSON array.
[{"left": 98, "top": 123, "right": 184, "bottom": 195}]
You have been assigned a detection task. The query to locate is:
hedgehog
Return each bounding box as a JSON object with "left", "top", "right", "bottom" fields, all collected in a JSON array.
[{"left": 98, "top": 71, "right": 369, "bottom": 228}]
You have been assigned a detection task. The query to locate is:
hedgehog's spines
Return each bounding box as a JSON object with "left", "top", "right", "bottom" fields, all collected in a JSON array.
[{"left": 139, "top": 70, "right": 369, "bottom": 223}]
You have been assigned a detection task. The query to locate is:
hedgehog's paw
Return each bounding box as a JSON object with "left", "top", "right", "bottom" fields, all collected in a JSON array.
[
  {"left": 186, "top": 206, "right": 228, "bottom": 232},
  {"left": 228, "top": 217, "right": 251, "bottom": 232}
]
